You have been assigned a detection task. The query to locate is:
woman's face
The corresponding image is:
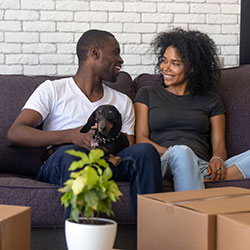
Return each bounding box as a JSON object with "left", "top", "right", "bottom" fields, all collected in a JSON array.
[{"left": 160, "top": 45, "right": 188, "bottom": 89}]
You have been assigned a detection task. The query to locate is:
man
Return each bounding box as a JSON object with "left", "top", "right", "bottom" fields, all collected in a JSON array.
[{"left": 6, "top": 29, "right": 163, "bottom": 212}]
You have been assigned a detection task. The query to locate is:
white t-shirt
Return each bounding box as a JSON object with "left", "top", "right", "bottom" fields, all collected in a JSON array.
[{"left": 22, "top": 77, "right": 135, "bottom": 135}]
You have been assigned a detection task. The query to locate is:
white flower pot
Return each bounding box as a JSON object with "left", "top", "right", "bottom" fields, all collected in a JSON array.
[{"left": 65, "top": 217, "right": 117, "bottom": 250}]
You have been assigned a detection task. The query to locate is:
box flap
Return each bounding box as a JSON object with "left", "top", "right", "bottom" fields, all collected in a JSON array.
[
  {"left": 179, "top": 196, "right": 250, "bottom": 214},
  {"left": 219, "top": 212, "right": 250, "bottom": 225},
  {"left": 0, "top": 205, "right": 30, "bottom": 222},
  {"left": 142, "top": 187, "right": 250, "bottom": 203}
]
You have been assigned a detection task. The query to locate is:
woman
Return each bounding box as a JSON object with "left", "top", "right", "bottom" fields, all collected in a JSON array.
[{"left": 134, "top": 28, "right": 250, "bottom": 191}]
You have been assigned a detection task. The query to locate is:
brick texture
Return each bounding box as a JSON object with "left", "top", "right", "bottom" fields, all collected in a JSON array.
[{"left": 0, "top": 0, "right": 241, "bottom": 78}]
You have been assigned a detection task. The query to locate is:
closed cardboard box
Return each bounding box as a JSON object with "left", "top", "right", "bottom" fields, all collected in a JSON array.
[
  {"left": 0, "top": 204, "right": 30, "bottom": 250},
  {"left": 217, "top": 212, "right": 250, "bottom": 250},
  {"left": 138, "top": 187, "right": 250, "bottom": 250}
]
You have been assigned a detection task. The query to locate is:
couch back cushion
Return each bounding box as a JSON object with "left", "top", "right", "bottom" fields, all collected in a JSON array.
[
  {"left": 217, "top": 65, "right": 250, "bottom": 157},
  {"left": 0, "top": 71, "right": 134, "bottom": 176},
  {"left": 133, "top": 65, "right": 250, "bottom": 158}
]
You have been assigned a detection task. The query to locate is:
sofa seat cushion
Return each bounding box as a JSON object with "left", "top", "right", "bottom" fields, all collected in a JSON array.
[
  {"left": 0, "top": 177, "right": 136, "bottom": 226},
  {"left": 0, "top": 177, "right": 66, "bottom": 226}
]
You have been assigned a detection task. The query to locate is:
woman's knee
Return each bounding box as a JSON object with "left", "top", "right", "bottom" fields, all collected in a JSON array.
[{"left": 170, "top": 145, "right": 195, "bottom": 158}]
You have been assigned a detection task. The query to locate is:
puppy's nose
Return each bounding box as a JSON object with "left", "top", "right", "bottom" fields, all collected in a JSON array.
[{"left": 99, "top": 123, "right": 106, "bottom": 131}]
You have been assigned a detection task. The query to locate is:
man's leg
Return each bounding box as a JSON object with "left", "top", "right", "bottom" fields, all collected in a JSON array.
[
  {"left": 112, "top": 143, "right": 163, "bottom": 213},
  {"left": 37, "top": 144, "right": 89, "bottom": 186}
]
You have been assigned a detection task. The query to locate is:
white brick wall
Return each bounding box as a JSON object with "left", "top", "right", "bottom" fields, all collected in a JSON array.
[{"left": 0, "top": 0, "right": 241, "bottom": 79}]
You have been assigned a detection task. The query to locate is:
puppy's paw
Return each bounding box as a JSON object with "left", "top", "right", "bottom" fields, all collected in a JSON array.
[{"left": 108, "top": 155, "right": 122, "bottom": 167}]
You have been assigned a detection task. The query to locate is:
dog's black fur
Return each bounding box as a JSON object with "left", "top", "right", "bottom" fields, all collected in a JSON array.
[{"left": 80, "top": 105, "right": 129, "bottom": 162}]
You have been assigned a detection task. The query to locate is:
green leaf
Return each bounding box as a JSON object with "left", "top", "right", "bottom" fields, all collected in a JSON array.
[
  {"left": 84, "top": 190, "right": 99, "bottom": 208},
  {"left": 89, "top": 149, "right": 104, "bottom": 162},
  {"left": 84, "top": 206, "right": 94, "bottom": 218},
  {"left": 110, "top": 182, "right": 122, "bottom": 198},
  {"left": 96, "top": 189, "right": 107, "bottom": 200},
  {"left": 72, "top": 177, "right": 86, "bottom": 195},
  {"left": 107, "top": 192, "right": 116, "bottom": 202},
  {"left": 66, "top": 149, "right": 89, "bottom": 161},
  {"left": 70, "top": 208, "right": 79, "bottom": 222},
  {"left": 61, "top": 192, "right": 72, "bottom": 208},
  {"left": 93, "top": 164, "right": 103, "bottom": 175},
  {"left": 98, "top": 183, "right": 107, "bottom": 193},
  {"left": 83, "top": 166, "right": 98, "bottom": 188},
  {"left": 64, "top": 179, "right": 74, "bottom": 187},
  {"left": 103, "top": 167, "right": 112, "bottom": 181},
  {"left": 71, "top": 193, "right": 78, "bottom": 209},
  {"left": 68, "top": 160, "right": 84, "bottom": 171},
  {"left": 96, "top": 159, "right": 109, "bottom": 168},
  {"left": 58, "top": 187, "right": 66, "bottom": 193}
]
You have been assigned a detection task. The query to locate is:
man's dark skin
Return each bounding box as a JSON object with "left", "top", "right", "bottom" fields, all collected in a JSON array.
[{"left": 6, "top": 36, "right": 134, "bottom": 149}]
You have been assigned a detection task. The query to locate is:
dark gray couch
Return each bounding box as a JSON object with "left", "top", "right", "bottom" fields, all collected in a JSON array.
[{"left": 1, "top": 65, "right": 250, "bottom": 227}]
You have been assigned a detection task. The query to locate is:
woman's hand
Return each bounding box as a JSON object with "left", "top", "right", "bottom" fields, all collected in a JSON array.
[
  {"left": 159, "top": 146, "right": 168, "bottom": 157},
  {"left": 207, "top": 157, "right": 226, "bottom": 181}
]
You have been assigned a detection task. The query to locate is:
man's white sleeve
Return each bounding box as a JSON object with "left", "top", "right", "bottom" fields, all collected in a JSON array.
[
  {"left": 22, "top": 80, "right": 53, "bottom": 122},
  {"left": 121, "top": 97, "right": 135, "bottom": 135}
]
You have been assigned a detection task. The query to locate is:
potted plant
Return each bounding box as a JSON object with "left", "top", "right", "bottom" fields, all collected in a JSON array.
[{"left": 59, "top": 148, "right": 122, "bottom": 250}]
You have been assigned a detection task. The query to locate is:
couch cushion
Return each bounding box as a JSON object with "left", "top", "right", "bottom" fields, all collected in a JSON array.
[
  {"left": 0, "top": 177, "right": 135, "bottom": 226},
  {"left": 217, "top": 65, "right": 250, "bottom": 157},
  {"left": 133, "top": 73, "right": 163, "bottom": 94},
  {"left": 0, "top": 72, "right": 134, "bottom": 176}
]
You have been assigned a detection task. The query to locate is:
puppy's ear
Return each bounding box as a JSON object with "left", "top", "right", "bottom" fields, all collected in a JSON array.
[
  {"left": 80, "top": 112, "right": 96, "bottom": 133},
  {"left": 110, "top": 112, "right": 122, "bottom": 136}
]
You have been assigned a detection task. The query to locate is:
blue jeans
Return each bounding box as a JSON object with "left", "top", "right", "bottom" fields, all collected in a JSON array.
[
  {"left": 37, "top": 143, "right": 163, "bottom": 213},
  {"left": 161, "top": 145, "right": 250, "bottom": 191}
]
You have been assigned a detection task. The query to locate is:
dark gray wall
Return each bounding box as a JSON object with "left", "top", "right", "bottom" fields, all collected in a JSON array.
[{"left": 240, "top": 0, "right": 250, "bottom": 65}]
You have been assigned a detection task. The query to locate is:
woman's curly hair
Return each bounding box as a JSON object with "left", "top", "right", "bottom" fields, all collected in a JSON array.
[{"left": 152, "top": 28, "right": 220, "bottom": 94}]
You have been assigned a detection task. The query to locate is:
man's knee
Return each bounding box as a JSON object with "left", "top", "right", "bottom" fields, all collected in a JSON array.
[
  {"left": 49, "top": 144, "right": 88, "bottom": 163},
  {"left": 131, "top": 143, "right": 159, "bottom": 157}
]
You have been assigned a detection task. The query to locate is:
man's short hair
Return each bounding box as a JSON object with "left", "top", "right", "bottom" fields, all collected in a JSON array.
[{"left": 76, "top": 29, "right": 114, "bottom": 64}]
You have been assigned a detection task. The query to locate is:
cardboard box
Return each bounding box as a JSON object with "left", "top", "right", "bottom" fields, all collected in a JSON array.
[
  {"left": 138, "top": 187, "right": 250, "bottom": 250},
  {"left": 217, "top": 212, "right": 250, "bottom": 250},
  {"left": 0, "top": 204, "right": 30, "bottom": 250}
]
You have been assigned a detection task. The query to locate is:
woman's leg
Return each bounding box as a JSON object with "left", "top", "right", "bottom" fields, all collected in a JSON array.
[
  {"left": 161, "top": 145, "right": 205, "bottom": 191},
  {"left": 224, "top": 149, "right": 250, "bottom": 179}
]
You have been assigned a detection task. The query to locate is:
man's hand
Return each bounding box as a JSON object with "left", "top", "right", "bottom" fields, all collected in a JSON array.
[{"left": 70, "top": 126, "right": 96, "bottom": 150}]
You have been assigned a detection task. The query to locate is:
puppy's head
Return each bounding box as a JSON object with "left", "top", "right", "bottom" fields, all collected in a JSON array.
[
  {"left": 80, "top": 105, "right": 122, "bottom": 137},
  {"left": 95, "top": 105, "right": 122, "bottom": 137}
]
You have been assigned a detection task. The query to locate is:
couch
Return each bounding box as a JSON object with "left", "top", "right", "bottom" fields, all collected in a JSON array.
[{"left": 1, "top": 65, "right": 250, "bottom": 227}]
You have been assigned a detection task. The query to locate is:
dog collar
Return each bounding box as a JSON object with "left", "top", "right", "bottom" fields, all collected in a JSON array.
[{"left": 94, "top": 132, "right": 121, "bottom": 144}]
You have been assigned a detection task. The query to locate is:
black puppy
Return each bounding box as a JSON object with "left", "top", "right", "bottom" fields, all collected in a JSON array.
[{"left": 80, "top": 105, "right": 129, "bottom": 166}]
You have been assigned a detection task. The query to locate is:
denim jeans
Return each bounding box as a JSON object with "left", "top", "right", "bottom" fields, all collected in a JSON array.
[
  {"left": 37, "top": 143, "right": 163, "bottom": 213},
  {"left": 161, "top": 145, "right": 250, "bottom": 191}
]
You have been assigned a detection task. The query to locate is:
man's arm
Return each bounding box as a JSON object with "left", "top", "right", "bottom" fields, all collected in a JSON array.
[
  {"left": 126, "top": 134, "right": 135, "bottom": 146},
  {"left": 6, "top": 109, "right": 94, "bottom": 150}
]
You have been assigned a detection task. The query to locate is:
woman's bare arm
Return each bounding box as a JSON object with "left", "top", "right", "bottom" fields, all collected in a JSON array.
[
  {"left": 134, "top": 102, "right": 167, "bottom": 156},
  {"left": 207, "top": 114, "right": 227, "bottom": 180}
]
